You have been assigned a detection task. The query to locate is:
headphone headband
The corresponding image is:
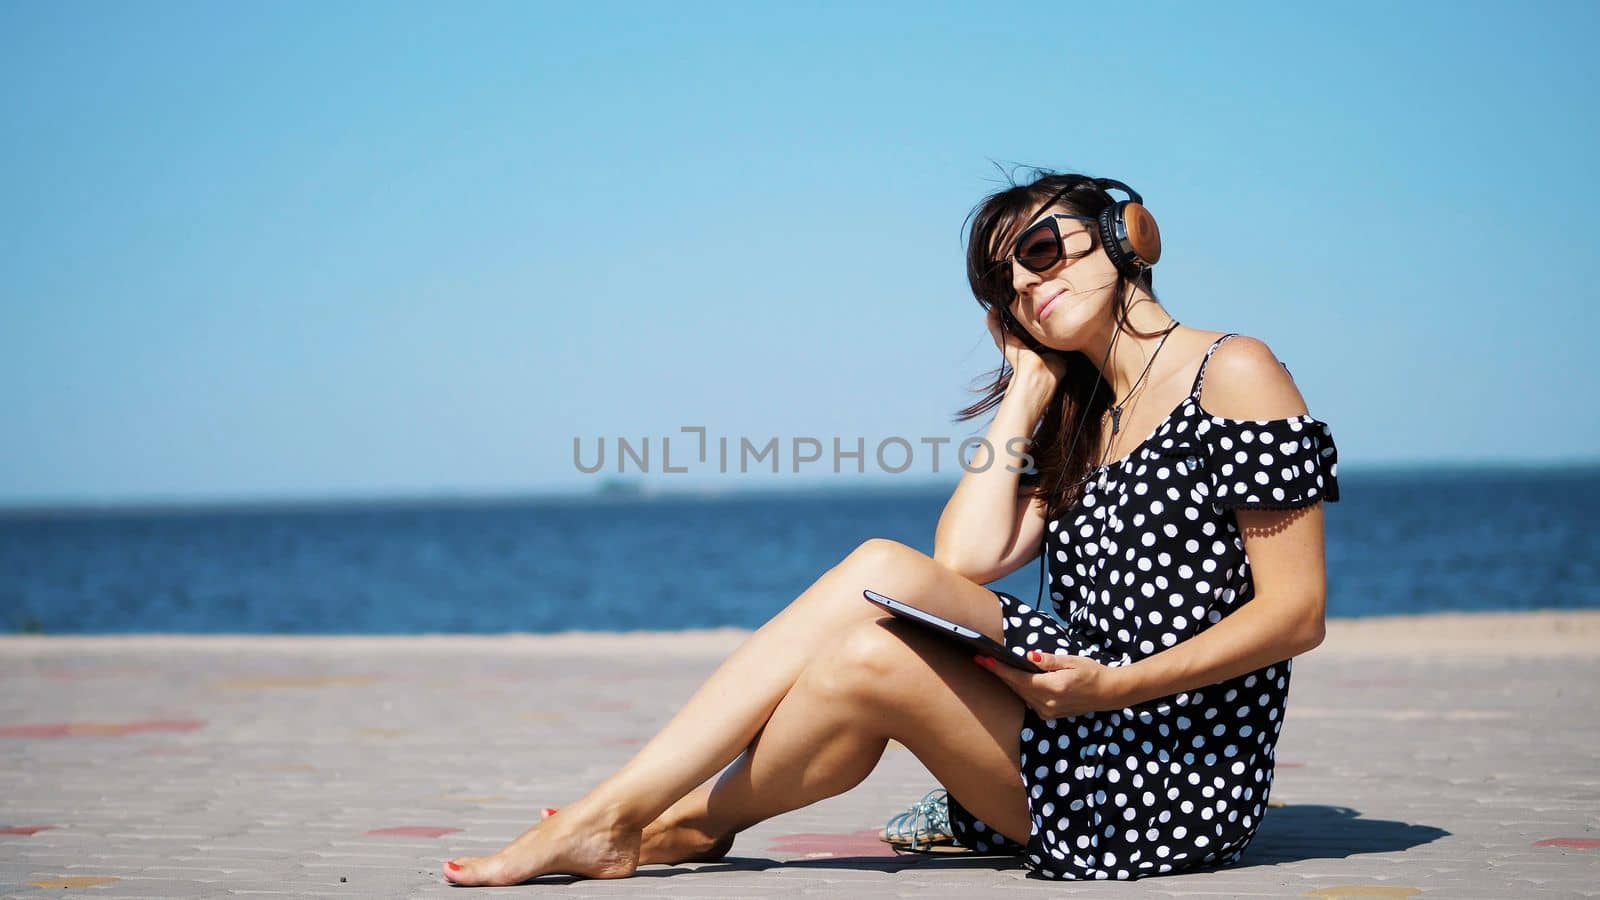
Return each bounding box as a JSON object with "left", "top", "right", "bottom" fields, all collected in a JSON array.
[{"left": 1090, "top": 177, "right": 1143, "bottom": 206}]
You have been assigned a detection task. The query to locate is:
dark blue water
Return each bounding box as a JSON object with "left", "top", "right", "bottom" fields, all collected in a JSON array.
[{"left": 2, "top": 466, "right": 1597, "bottom": 634}]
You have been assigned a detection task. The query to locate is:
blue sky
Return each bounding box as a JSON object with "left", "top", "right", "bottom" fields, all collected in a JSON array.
[{"left": 2, "top": 1, "right": 1596, "bottom": 505}]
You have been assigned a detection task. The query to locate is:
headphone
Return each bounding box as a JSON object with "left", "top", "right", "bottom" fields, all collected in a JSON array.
[{"left": 1085, "top": 177, "right": 1163, "bottom": 280}]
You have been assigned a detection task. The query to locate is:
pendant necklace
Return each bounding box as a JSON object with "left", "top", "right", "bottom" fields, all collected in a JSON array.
[
  {"left": 1108, "top": 320, "right": 1181, "bottom": 437},
  {"left": 1095, "top": 320, "right": 1181, "bottom": 491}
]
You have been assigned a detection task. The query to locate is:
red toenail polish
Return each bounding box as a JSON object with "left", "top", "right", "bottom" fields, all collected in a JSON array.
[
  {"left": 543, "top": 807, "right": 559, "bottom": 817},
  {"left": 445, "top": 861, "right": 460, "bottom": 871}
]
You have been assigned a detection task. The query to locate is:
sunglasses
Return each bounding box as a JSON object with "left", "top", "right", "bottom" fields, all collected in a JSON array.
[
  {"left": 980, "top": 213, "right": 1098, "bottom": 304},
  {"left": 1009, "top": 213, "right": 1098, "bottom": 272}
]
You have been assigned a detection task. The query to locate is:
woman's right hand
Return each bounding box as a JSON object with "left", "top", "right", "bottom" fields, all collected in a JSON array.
[{"left": 987, "top": 306, "right": 1068, "bottom": 390}]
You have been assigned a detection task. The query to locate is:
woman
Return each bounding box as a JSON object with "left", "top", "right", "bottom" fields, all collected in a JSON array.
[{"left": 443, "top": 170, "right": 1340, "bottom": 884}]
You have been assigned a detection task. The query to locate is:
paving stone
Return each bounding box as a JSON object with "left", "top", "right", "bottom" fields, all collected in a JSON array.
[{"left": 1, "top": 628, "right": 1596, "bottom": 897}]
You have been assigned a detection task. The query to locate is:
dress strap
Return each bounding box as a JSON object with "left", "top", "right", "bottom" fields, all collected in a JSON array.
[{"left": 1188, "top": 332, "right": 1242, "bottom": 400}]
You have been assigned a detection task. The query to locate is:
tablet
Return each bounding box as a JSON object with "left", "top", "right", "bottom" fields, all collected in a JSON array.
[{"left": 862, "top": 588, "right": 1045, "bottom": 674}]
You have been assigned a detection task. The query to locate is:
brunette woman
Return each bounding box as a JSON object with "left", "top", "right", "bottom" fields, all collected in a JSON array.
[{"left": 444, "top": 170, "right": 1339, "bottom": 883}]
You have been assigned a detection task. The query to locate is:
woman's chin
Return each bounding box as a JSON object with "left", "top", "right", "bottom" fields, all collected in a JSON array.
[
  {"left": 1035, "top": 333, "right": 1077, "bottom": 354},
  {"left": 1036, "top": 315, "right": 1087, "bottom": 349}
]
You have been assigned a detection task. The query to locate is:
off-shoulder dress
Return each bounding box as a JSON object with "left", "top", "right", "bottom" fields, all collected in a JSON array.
[{"left": 945, "top": 331, "right": 1342, "bottom": 880}]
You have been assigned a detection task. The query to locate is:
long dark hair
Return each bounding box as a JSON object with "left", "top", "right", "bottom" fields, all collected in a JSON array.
[{"left": 956, "top": 166, "right": 1168, "bottom": 522}]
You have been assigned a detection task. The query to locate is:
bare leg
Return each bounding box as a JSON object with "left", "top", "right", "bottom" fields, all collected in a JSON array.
[
  {"left": 646, "top": 616, "right": 1031, "bottom": 856},
  {"left": 443, "top": 539, "right": 1012, "bottom": 885}
]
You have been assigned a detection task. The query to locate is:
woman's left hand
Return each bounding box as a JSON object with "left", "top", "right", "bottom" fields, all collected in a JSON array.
[{"left": 974, "top": 650, "right": 1123, "bottom": 719}]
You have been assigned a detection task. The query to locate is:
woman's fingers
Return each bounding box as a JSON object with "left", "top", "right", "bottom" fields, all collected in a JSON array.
[
  {"left": 1032, "top": 651, "right": 1095, "bottom": 672},
  {"left": 972, "top": 655, "right": 1042, "bottom": 708},
  {"left": 1032, "top": 652, "right": 1061, "bottom": 670},
  {"left": 975, "top": 653, "right": 1107, "bottom": 719}
]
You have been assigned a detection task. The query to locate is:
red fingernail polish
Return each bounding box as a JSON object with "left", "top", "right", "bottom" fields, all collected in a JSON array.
[
  {"left": 1029, "top": 650, "right": 1042, "bottom": 662},
  {"left": 542, "top": 807, "right": 559, "bottom": 817},
  {"left": 445, "top": 861, "right": 460, "bottom": 871}
]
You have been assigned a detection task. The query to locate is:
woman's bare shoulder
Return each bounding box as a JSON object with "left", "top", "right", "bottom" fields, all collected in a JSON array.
[{"left": 1196, "top": 333, "right": 1310, "bottom": 420}]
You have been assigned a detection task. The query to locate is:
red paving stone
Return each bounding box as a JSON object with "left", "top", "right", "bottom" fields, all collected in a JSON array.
[
  {"left": 1533, "top": 837, "right": 1600, "bottom": 849},
  {"left": 768, "top": 828, "right": 899, "bottom": 858},
  {"left": 0, "top": 719, "right": 205, "bottom": 738},
  {"left": 366, "top": 826, "right": 464, "bottom": 838}
]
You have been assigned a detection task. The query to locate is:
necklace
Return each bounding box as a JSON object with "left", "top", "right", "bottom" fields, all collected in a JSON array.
[
  {"left": 1107, "top": 320, "right": 1181, "bottom": 438},
  {"left": 1093, "top": 320, "right": 1180, "bottom": 490}
]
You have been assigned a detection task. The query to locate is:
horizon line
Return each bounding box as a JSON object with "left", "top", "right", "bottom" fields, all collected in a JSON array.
[{"left": 1, "top": 456, "right": 1597, "bottom": 519}]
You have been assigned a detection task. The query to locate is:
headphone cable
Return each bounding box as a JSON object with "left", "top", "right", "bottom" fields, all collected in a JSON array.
[{"left": 1024, "top": 292, "right": 1122, "bottom": 610}]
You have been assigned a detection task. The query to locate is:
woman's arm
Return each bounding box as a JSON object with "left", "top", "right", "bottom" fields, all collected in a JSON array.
[
  {"left": 1105, "top": 336, "right": 1328, "bottom": 708},
  {"left": 1107, "top": 508, "right": 1326, "bottom": 707},
  {"left": 973, "top": 336, "right": 1329, "bottom": 717},
  {"left": 932, "top": 309, "right": 1063, "bottom": 584}
]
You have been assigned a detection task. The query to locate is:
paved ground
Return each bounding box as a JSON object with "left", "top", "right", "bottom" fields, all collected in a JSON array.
[{"left": 2, "top": 612, "right": 1597, "bottom": 898}]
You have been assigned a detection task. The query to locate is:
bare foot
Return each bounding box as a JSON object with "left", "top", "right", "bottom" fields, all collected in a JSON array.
[
  {"left": 542, "top": 805, "right": 733, "bottom": 865},
  {"left": 639, "top": 817, "right": 735, "bottom": 866},
  {"left": 442, "top": 803, "right": 641, "bottom": 886}
]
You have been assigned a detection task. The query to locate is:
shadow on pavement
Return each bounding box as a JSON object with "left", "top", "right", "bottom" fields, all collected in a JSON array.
[
  {"left": 1243, "top": 803, "right": 1450, "bottom": 865},
  {"left": 500, "top": 805, "right": 1449, "bottom": 886},
  {"left": 507, "top": 851, "right": 1029, "bottom": 884},
  {"left": 680, "top": 852, "right": 1029, "bottom": 873}
]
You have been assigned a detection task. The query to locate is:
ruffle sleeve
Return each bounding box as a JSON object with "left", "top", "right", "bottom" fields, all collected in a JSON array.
[{"left": 1193, "top": 413, "right": 1340, "bottom": 510}]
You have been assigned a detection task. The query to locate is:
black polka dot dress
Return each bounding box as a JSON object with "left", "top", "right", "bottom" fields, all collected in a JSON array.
[{"left": 945, "top": 332, "right": 1341, "bottom": 880}]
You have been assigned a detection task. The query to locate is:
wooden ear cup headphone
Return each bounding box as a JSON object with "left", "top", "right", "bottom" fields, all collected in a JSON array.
[{"left": 1087, "top": 177, "right": 1162, "bottom": 280}]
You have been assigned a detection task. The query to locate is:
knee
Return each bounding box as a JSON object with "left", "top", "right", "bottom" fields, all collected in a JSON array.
[
  {"left": 844, "top": 537, "right": 915, "bottom": 575},
  {"left": 798, "top": 538, "right": 929, "bottom": 628},
  {"left": 805, "top": 619, "right": 914, "bottom": 706}
]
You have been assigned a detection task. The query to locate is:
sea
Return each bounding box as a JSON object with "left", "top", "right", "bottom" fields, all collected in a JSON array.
[{"left": 2, "top": 465, "right": 1597, "bottom": 635}]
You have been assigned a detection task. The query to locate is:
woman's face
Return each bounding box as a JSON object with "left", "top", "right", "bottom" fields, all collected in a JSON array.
[{"left": 997, "top": 200, "right": 1122, "bottom": 350}]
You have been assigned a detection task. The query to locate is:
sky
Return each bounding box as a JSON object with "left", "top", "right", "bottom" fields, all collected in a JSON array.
[{"left": 1, "top": 0, "right": 1596, "bottom": 506}]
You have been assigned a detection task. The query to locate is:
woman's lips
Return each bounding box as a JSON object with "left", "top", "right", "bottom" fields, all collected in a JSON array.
[{"left": 1037, "top": 289, "right": 1066, "bottom": 321}]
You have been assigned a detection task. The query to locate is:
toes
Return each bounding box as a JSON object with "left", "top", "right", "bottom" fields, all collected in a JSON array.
[{"left": 441, "top": 855, "right": 488, "bottom": 885}]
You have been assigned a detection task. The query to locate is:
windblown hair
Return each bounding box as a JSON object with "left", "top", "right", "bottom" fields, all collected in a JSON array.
[{"left": 955, "top": 166, "right": 1168, "bottom": 522}]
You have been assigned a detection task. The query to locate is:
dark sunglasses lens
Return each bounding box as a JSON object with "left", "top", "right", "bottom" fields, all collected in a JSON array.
[{"left": 1016, "top": 222, "right": 1060, "bottom": 272}]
